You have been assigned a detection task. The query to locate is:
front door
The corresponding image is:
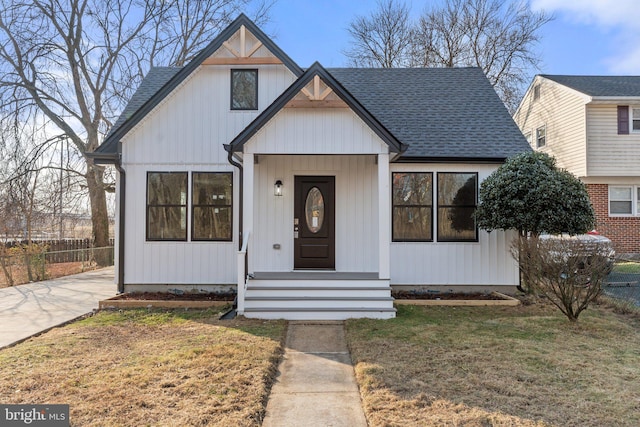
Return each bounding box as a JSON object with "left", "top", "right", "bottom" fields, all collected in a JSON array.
[{"left": 294, "top": 176, "right": 335, "bottom": 269}]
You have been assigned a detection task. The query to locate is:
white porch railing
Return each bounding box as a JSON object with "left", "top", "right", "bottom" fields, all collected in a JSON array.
[{"left": 236, "top": 230, "right": 251, "bottom": 314}]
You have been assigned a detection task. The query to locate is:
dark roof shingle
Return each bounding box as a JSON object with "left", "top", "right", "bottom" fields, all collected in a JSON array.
[
  {"left": 102, "top": 66, "right": 530, "bottom": 161},
  {"left": 541, "top": 75, "right": 640, "bottom": 97},
  {"left": 329, "top": 67, "right": 530, "bottom": 159},
  {"left": 107, "top": 67, "right": 180, "bottom": 138}
]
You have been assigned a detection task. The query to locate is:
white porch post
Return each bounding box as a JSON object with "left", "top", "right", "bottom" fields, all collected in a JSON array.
[
  {"left": 243, "top": 153, "right": 254, "bottom": 274},
  {"left": 378, "top": 153, "right": 390, "bottom": 279}
]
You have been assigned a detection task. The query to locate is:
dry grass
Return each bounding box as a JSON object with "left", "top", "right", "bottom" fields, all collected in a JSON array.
[
  {"left": 0, "top": 309, "right": 286, "bottom": 426},
  {"left": 346, "top": 302, "right": 640, "bottom": 427}
]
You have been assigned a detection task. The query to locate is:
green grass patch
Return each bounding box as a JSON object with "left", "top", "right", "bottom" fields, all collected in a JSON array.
[{"left": 613, "top": 261, "right": 640, "bottom": 274}]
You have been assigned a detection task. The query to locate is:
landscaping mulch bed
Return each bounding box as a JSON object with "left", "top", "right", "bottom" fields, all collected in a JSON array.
[
  {"left": 110, "top": 292, "right": 235, "bottom": 301},
  {"left": 392, "top": 291, "right": 506, "bottom": 300}
]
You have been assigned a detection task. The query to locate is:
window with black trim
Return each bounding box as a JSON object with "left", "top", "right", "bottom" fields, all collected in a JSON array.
[
  {"left": 392, "top": 172, "right": 433, "bottom": 241},
  {"left": 147, "top": 172, "right": 188, "bottom": 241},
  {"left": 192, "top": 172, "right": 233, "bottom": 240},
  {"left": 231, "top": 69, "right": 258, "bottom": 110},
  {"left": 437, "top": 172, "right": 478, "bottom": 242}
]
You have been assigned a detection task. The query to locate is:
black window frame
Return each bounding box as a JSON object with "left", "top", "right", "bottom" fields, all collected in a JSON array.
[
  {"left": 391, "top": 172, "right": 434, "bottom": 242},
  {"left": 191, "top": 172, "right": 233, "bottom": 241},
  {"left": 436, "top": 172, "right": 478, "bottom": 243},
  {"left": 230, "top": 69, "right": 258, "bottom": 110},
  {"left": 146, "top": 171, "right": 188, "bottom": 242}
]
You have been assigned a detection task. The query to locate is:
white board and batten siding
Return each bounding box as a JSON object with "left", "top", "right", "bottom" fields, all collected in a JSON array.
[
  {"left": 251, "top": 154, "right": 379, "bottom": 273},
  {"left": 514, "top": 77, "right": 589, "bottom": 178},
  {"left": 586, "top": 104, "right": 640, "bottom": 177},
  {"left": 390, "top": 163, "right": 519, "bottom": 287},
  {"left": 120, "top": 62, "right": 296, "bottom": 286},
  {"left": 246, "top": 108, "right": 390, "bottom": 155}
]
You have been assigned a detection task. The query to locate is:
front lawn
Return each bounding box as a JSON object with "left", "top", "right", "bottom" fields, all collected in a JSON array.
[
  {"left": 346, "top": 303, "right": 640, "bottom": 427},
  {"left": 0, "top": 310, "right": 286, "bottom": 426}
]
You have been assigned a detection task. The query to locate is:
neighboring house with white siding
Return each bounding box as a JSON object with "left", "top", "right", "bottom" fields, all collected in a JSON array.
[
  {"left": 515, "top": 75, "right": 640, "bottom": 255},
  {"left": 92, "top": 15, "right": 529, "bottom": 320}
]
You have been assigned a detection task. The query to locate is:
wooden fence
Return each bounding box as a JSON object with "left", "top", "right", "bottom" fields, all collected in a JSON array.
[{"left": 3, "top": 239, "right": 114, "bottom": 263}]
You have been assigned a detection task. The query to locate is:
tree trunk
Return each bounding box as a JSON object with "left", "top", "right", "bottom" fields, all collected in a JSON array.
[{"left": 86, "top": 162, "right": 111, "bottom": 266}]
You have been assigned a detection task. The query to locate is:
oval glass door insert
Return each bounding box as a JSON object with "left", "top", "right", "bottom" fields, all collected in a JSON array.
[{"left": 305, "top": 187, "right": 324, "bottom": 233}]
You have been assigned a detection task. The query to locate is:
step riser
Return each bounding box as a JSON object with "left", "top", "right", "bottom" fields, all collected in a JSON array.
[
  {"left": 248, "top": 279, "right": 390, "bottom": 288},
  {"left": 244, "top": 300, "right": 394, "bottom": 309},
  {"left": 246, "top": 289, "right": 391, "bottom": 298},
  {"left": 243, "top": 311, "right": 396, "bottom": 320}
]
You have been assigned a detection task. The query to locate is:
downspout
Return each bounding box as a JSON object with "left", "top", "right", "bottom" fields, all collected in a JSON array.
[
  {"left": 225, "top": 145, "right": 243, "bottom": 250},
  {"left": 113, "top": 144, "right": 126, "bottom": 294}
]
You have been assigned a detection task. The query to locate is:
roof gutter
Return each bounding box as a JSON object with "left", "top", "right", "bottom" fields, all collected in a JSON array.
[{"left": 394, "top": 156, "right": 508, "bottom": 164}]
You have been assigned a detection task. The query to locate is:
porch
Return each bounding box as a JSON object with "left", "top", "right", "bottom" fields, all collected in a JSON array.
[{"left": 236, "top": 153, "right": 395, "bottom": 320}]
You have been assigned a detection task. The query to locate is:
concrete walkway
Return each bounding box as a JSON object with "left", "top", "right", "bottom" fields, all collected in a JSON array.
[
  {"left": 0, "top": 267, "right": 116, "bottom": 348},
  {"left": 262, "top": 321, "right": 368, "bottom": 427}
]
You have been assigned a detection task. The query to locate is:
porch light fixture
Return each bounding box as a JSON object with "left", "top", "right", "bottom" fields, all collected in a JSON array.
[{"left": 274, "top": 180, "right": 283, "bottom": 196}]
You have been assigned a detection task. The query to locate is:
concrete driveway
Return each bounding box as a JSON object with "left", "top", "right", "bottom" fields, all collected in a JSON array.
[{"left": 0, "top": 267, "right": 116, "bottom": 348}]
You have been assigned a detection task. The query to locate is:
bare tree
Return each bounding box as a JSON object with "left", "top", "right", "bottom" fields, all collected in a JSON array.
[
  {"left": 346, "top": 0, "right": 553, "bottom": 111},
  {"left": 344, "top": 0, "right": 414, "bottom": 68},
  {"left": 517, "top": 236, "right": 611, "bottom": 322},
  {"left": 0, "top": 0, "right": 272, "bottom": 260}
]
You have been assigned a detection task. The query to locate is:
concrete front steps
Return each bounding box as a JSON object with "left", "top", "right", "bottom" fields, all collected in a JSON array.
[{"left": 241, "top": 273, "right": 396, "bottom": 320}]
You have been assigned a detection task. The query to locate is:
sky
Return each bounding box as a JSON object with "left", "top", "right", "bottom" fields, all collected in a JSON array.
[{"left": 265, "top": 0, "right": 640, "bottom": 76}]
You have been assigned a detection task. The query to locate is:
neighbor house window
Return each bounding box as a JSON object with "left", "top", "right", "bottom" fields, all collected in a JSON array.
[
  {"left": 536, "top": 125, "right": 546, "bottom": 148},
  {"left": 609, "top": 186, "right": 640, "bottom": 216},
  {"left": 231, "top": 69, "right": 258, "bottom": 110},
  {"left": 392, "top": 172, "right": 433, "bottom": 241},
  {"left": 632, "top": 108, "right": 640, "bottom": 132},
  {"left": 618, "top": 106, "right": 640, "bottom": 134},
  {"left": 147, "top": 172, "right": 188, "bottom": 241},
  {"left": 437, "top": 173, "right": 478, "bottom": 242},
  {"left": 533, "top": 84, "right": 540, "bottom": 101},
  {"left": 524, "top": 131, "right": 532, "bottom": 145},
  {"left": 192, "top": 172, "right": 232, "bottom": 241}
]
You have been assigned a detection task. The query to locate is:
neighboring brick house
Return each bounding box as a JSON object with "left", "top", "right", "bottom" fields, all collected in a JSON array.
[{"left": 515, "top": 75, "right": 640, "bottom": 255}]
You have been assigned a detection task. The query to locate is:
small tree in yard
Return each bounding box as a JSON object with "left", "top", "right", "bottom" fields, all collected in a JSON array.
[
  {"left": 475, "top": 151, "right": 605, "bottom": 321},
  {"left": 518, "top": 237, "right": 611, "bottom": 322}
]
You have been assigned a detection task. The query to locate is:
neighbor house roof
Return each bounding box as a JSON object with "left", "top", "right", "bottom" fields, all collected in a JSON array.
[{"left": 541, "top": 75, "right": 640, "bottom": 97}]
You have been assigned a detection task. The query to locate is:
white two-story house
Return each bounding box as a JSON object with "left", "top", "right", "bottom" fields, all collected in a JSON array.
[
  {"left": 515, "top": 75, "right": 640, "bottom": 255},
  {"left": 92, "top": 15, "right": 529, "bottom": 319}
]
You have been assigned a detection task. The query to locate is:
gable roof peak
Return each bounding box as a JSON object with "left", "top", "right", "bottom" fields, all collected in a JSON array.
[{"left": 94, "top": 14, "right": 302, "bottom": 155}]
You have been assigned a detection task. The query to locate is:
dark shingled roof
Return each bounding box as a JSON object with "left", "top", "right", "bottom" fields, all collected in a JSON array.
[
  {"left": 328, "top": 67, "right": 529, "bottom": 160},
  {"left": 101, "top": 66, "right": 529, "bottom": 161},
  {"left": 541, "top": 75, "right": 640, "bottom": 97},
  {"left": 107, "top": 67, "right": 180, "bottom": 139}
]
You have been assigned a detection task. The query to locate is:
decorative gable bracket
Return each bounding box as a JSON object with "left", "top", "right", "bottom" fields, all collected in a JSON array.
[
  {"left": 285, "top": 75, "right": 348, "bottom": 108},
  {"left": 202, "top": 24, "right": 282, "bottom": 65}
]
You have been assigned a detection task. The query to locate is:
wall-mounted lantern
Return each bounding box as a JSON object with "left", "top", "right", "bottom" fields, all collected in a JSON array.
[{"left": 274, "top": 180, "right": 283, "bottom": 196}]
